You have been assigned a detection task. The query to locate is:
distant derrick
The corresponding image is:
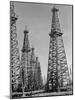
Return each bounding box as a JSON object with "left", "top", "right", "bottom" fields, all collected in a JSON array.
[
  {"left": 30, "top": 48, "right": 36, "bottom": 74},
  {"left": 20, "top": 27, "right": 31, "bottom": 93},
  {"left": 20, "top": 27, "right": 43, "bottom": 94},
  {"left": 37, "top": 62, "right": 43, "bottom": 89},
  {"left": 30, "top": 47, "right": 36, "bottom": 91},
  {"left": 34, "top": 57, "right": 43, "bottom": 90},
  {"left": 47, "top": 7, "right": 70, "bottom": 92},
  {"left": 10, "top": 1, "right": 20, "bottom": 95}
]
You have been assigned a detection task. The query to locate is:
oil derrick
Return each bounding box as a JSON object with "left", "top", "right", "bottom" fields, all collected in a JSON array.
[
  {"left": 30, "top": 47, "right": 36, "bottom": 91},
  {"left": 10, "top": 1, "right": 20, "bottom": 95},
  {"left": 30, "top": 48, "right": 36, "bottom": 74},
  {"left": 20, "top": 27, "right": 31, "bottom": 94},
  {"left": 34, "top": 57, "right": 43, "bottom": 90},
  {"left": 47, "top": 7, "right": 70, "bottom": 92},
  {"left": 34, "top": 57, "right": 39, "bottom": 90},
  {"left": 37, "top": 62, "right": 43, "bottom": 90}
]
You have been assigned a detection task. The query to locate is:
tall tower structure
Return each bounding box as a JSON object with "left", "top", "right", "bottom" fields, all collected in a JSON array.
[
  {"left": 30, "top": 47, "right": 36, "bottom": 91},
  {"left": 34, "top": 57, "right": 43, "bottom": 90},
  {"left": 47, "top": 7, "right": 70, "bottom": 92},
  {"left": 30, "top": 47, "right": 36, "bottom": 74},
  {"left": 10, "top": 1, "right": 20, "bottom": 96},
  {"left": 34, "top": 57, "right": 39, "bottom": 90},
  {"left": 20, "top": 27, "right": 31, "bottom": 94},
  {"left": 37, "top": 62, "right": 43, "bottom": 90}
]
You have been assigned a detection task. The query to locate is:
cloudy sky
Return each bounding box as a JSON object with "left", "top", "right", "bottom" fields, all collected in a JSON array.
[{"left": 14, "top": 1, "right": 72, "bottom": 84}]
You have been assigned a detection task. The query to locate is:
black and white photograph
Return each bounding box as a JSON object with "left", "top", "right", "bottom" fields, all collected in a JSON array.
[{"left": 10, "top": 1, "right": 73, "bottom": 99}]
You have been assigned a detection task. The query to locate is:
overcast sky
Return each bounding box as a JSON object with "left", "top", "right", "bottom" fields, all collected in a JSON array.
[{"left": 14, "top": 2, "right": 72, "bottom": 84}]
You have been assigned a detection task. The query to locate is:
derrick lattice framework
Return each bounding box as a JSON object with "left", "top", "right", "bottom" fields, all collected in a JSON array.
[
  {"left": 20, "top": 31, "right": 43, "bottom": 93},
  {"left": 34, "top": 57, "right": 43, "bottom": 90},
  {"left": 47, "top": 7, "right": 70, "bottom": 92},
  {"left": 30, "top": 48, "right": 36, "bottom": 91},
  {"left": 20, "top": 27, "right": 31, "bottom": 93},
  {"left": 10, "top": 1, "right": 20, "bottom": 93}
]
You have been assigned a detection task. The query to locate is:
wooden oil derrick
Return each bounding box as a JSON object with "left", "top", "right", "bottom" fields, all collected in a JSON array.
[
  {"left": 20, "top": 27, "right": 43, "bottom": 94},
  {"left": 33, "top": 57, "right": 38, "bottom": 90},
  {"left": 30, "top": 47, "right": 36, "bottom": 91},
  {"left": 20, "top": 27, "right": 31, "bottom": 95},
  {"left": 27, "top": 48, "right": 36, "bottom": 92},
  {"left": 30, "top": 48, "right": 36, "bottom": 74},
  {"left": 10, "top": 1, "right": 20, "bottom": 97},
  {"left": 37, "top": 62, "right": 43, "bottom": 90},
  {"left": 47, "top": 7, "right": 70, "bottom": 92},
  {"left": 34, "top": 57, "right": 43, "bottom": 90}
]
